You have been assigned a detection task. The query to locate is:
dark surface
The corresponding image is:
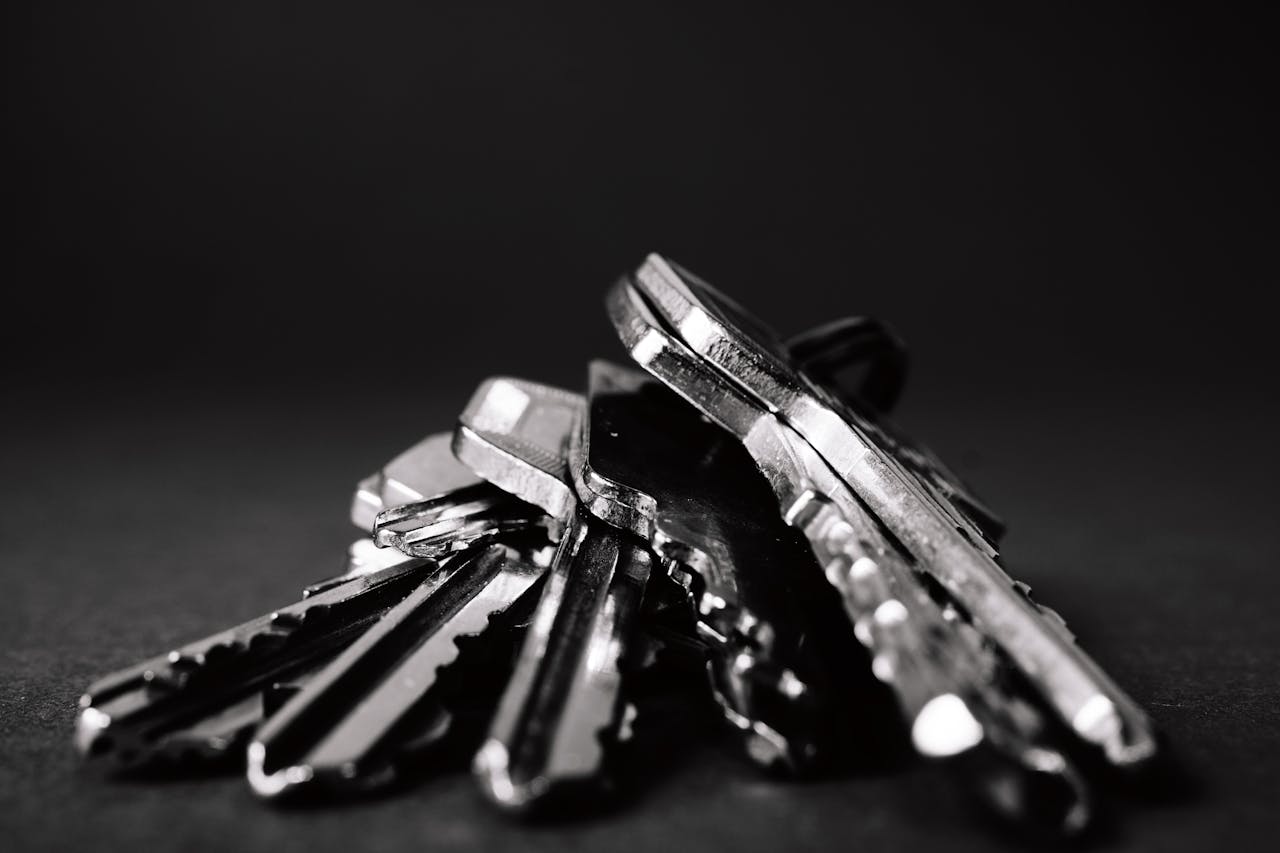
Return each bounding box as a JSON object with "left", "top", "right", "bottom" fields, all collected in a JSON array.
[
  {"left": 4, "top": 2, "right": 1278, "bottom": 850},
  {"left": 3, "top": 376, "right": 1278, "bottom": 852}
]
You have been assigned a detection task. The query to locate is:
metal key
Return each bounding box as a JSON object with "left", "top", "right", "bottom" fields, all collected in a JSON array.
[
  {"left": 77, "top": 430, "right": 532, "bottom": 770},
  {"left": 622, "top": 254, "right": 1157, "bottom": 770},
  {"left": 570, "top": 360, "right": 831, "bottom": 773},
  {"left": 351, "top": 432, "right": 487, "bottom": 530},
  {"left": 609, "top": 278, "right": 1094, "bottom": 832},
  {"left": 312, "top": 432, "right": 541, "bottom": 595},
  {"left": 452, "top": 377, "right": 654, "bottom": 814},
  {"left": 75, "top": 557, "right": 437, "bottom": 771},
  {"left": 247, "top": 537, "right": 553, "bottom": 798},
  {"left": 372, "top": 486, "right": 550, "bottom": 559}
]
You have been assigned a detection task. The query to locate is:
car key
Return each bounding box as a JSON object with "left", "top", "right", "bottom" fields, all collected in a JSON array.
[
  {"left": 569, "top": 359, "right": 832, "bottom": 773},
  {"left": 622, "top": 254, "right": 1157, "bottom": 771},
  {"left": 609, "top": 277, "right": 1095, "bottom": 832},
  {"left": 450, "top": 377, "right": 654, "bottom": 815},
  {"left": 247, "top": 537, "right": 553, "bottom": 799}
]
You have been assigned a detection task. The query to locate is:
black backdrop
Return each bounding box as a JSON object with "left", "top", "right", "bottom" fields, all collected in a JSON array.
[
  {"left": 8, "top": 2, "right": 1275, "bottom": 395},
  {"left": 4, "top": 4, "right": 1278, "bottom": 852}
]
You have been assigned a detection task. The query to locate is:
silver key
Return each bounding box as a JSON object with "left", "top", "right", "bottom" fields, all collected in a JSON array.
[
  {"left": 622, "top": 254, "right": 1157, "bottom": 770},
  {"left": 350, "top": 432, "right": 486, "bottom": 531},
  {"left": 609, "top": 278, "right": 1094, "bottom": 832},
  {"left": 312, "top": 432, "right": 536, "bottom": 595},
  {"left": 247, "top": 538, "right": 552, "bottom": 798},
  {"left": 372, "top": 485, "right": 550, "bottom": 559},
  {"left": 570, "top": 360, "right": 830, "bottom": 773},
  {"left": 75, "top": 557, "right": 436, "bottom": 771},
  {"left": 453, "top": 377, "right": 653, "bottom": 814},
  {"left": 76, "top": 431, "right": 522, "bottom": 770},
  {"left": 475, "top": 512, "right": 652, "bottom": 814}
]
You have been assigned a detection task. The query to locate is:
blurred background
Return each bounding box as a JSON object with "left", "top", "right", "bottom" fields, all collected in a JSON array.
[
  {"left": 3, "top": 3, "right": 1277, "bottom": 851},
  {"left": 7, "top": 2, "right": 1274, "bottom": 400}
]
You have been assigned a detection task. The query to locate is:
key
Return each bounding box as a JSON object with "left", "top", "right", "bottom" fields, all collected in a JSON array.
[
  {"left": 373, "top": 486, "right": 551, "bottom": 559},
  {"left": 311, "top": 431, "right": 538, "bottom": 595},
  {"left": 77, "top": 431, "right": 526, "bottom": 770},
  {"left": 474, "top": 513, "right": 653, "bottom": 814},
  {"left": 569, "top": 359, "right": 831, "bottom": 773},
  {"left": 451, "top": 377, "right": 654, "bottom": 814},
  {"left": 350, "top": 432, "right": 488, "bottom": 532},
  {"left": 621, "top": 254, "right": 1157, "bottom": 770},
  {"left": 75, "top": 557, "right": 437, "bottom": 771},
  {"left": 247, "top": 537, "right": 553, "bottom": 798},
  {"left": 609, "top": 278, "right": 1095, "bottom": 832},
  {"left": 303, "top": 538, "right": 418, "bottom": 599}
]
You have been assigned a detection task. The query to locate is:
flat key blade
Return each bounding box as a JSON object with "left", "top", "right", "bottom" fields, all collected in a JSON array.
[
  {"left": 248, "top": 540, "right": 551, "bottom": 798},
  {"left": 303, "top": 538, "right": 417, "bottom": 598},
  {"left": 473, "top": 513, "right": 652, "bottom": 815}
]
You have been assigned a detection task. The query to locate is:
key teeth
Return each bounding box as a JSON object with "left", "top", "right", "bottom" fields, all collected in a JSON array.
[
  {"left": 76, "top": 611, "right": 352, "bottom": 767},
  {"left": 77, "top": 703, "right": 248, "bottom": 770}
]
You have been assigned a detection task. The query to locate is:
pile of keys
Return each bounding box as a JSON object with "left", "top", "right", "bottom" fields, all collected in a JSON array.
[{"left": 75, "top": 255, "right": 1160, "bottom": 835}]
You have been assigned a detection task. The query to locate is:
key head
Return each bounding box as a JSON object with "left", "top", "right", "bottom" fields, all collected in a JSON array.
[
  {"left": 352, "top": 432, "right": 483, "bottom": 532},
  {"left": 372, "top": 483, "right": 552, "bottom": 558},
  {"left": 631, "top": 253, "right": 1003, "bottom": 543},
  {"left": 454, "top": 377, "right": 583, "bottom": 522}
]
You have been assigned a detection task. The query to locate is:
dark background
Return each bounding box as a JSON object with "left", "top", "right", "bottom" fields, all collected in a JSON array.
[{"left": 3, "top": 3, "right": 1277, "bottom": 851}]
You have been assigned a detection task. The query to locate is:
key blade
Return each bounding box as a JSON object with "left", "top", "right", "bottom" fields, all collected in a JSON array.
[
  {"left": 801, "top": 492, "right": 1092, "bottom": 833},
  {"left": 473, "top": 514, "right": 652, "bottom": 815},
  {"left": 302, "top": 538, "right": 416, "bottom": 598},
  {"left": 75, "top": 558, "right": 435, "bottom": 770},
  {"left": 248, "top": 541, "right": 550, "bottom": 799}
]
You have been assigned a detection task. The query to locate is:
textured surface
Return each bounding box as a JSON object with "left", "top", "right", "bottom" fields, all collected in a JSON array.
[{"left": 2, "top": 377, "right": 1277, "bottom": 851}]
